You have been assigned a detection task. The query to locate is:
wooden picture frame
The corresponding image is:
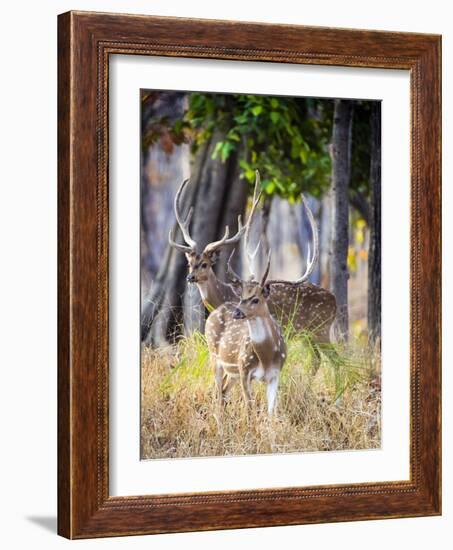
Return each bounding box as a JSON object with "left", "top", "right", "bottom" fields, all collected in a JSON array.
[{"left": 58, "top": 10, "right": 441, "bottom": 539}]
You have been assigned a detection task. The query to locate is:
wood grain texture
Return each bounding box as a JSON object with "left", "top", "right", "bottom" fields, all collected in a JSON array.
[
  {"left": 57, "top": 10, "right": 442, "bottom": 539},
  {"left": 57, "top": 11, "right": 71, "bottom": 537}
]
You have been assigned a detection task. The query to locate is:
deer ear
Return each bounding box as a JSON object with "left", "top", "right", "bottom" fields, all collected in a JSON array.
[{"left": 262, "top": 284, "right": 271, "bottom": 298}]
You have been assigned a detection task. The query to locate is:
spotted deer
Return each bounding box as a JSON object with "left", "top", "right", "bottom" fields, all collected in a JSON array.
[
  {"left": 205, "top": 253, "right": 286, "bottom": 416},
  {"left": 168, "top": 175, "right": 262, "bottom": 311},
  {"left": 228, "top": 191, "right": 336, "bottom": 373}
]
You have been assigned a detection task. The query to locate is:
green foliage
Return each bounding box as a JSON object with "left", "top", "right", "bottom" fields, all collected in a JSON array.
[
  {"left": 157, "top": 331, "right": 211, "bottom": 396},
  {"left": 177, "top": 93, "right": 334, "bottom": 201},
  {"left": 141, "top": 91, "right": 378, "bottom": 212}
]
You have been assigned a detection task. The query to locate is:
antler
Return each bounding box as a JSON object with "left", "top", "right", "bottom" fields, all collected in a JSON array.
[
  {"left": 226, "top": 246, "right": 270, "bottom": 293},
  {"left": 168, "top": 207, "right": 194, "bottom": 253},
  {"left": 202, "top": 170, "right": 263, "bottom": 256},
  {"left": 202, "top": 214, "right": 244, "bottom": 256},
  {"left": 203, "top": 226, "right": 231, "bottom": 255},
  {"left": 260, "top": 250, "right": 272, "bottom": 287},
  {"left": 170, "top": 179, "right": 198, "bottom": 251},
  {"left": 244, "top": 170, "right": 263, "bottom": 278},
  {"left": 170, "top": 172, "right": 263, "bottom": 258},
  {"left": 226, "top": 249, "right": 243, "bottom": 285},
  {"left": 267, "top": 194, "right": 319, "bottom": 286}
]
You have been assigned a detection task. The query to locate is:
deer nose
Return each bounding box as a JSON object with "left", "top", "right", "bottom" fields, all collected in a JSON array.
[
  {"left": 233, "top": 308, "right": 246, "bottom": 320},
  {"left": 186, "top": 273, "right": 196, "bottom": 283}
]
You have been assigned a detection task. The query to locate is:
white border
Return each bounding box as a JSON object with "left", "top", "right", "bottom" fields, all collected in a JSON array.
[{"left": 109, "top": 55, "right": 410, "bottom": 496}]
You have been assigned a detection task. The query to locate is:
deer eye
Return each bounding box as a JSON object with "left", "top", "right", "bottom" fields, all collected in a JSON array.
[
  {"left": 251, "top": 298, "right": 259, "bottom": 305},
  {"left": 201, "top": 262, "right": 208, "bottom": 269}
]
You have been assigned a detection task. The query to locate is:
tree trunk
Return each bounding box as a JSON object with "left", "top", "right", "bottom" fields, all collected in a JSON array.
[
  {"left": 367, "top": 102, "right": 382, "bottom": 343},
  {"left": 141, "top": 132, "right": 248, "bottom": 346},
  {"left": 330, "top": 99, "right": 353, "bottom": 340},
  {"left": 260, "top": 195, "right": 273, "bottom": 260},
  {"left": 320, "top": 194, "right": 332, "bottom": 289}
]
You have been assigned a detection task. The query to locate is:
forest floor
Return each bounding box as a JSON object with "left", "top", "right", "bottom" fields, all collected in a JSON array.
[{"left": 141, "top": 331, "right": 381, "bottom": 460}]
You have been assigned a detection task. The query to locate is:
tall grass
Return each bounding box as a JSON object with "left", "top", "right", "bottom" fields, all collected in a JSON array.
[{"left": 141, "top": 332, "right": 381, "bottom": 459}]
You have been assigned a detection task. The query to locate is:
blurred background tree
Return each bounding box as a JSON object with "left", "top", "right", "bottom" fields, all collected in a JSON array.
[{"left": 140, "top": 91, "right": 381, "bottom": 347}]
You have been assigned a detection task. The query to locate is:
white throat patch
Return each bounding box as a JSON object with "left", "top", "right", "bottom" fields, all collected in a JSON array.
[
  {"left": 197, "top": 282, "right": 209, "bottom": 302},
  {"left": 247, "top": 317, "right": 269, "bottom": 345}
]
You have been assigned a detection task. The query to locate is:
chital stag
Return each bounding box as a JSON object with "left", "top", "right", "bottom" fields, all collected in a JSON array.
[
  {"left": 228, "top": 193, "right": 336, "bottom": 373},
  {"left": 168, "top": 175, "right": 261, "bottom": 311},
  {"left": 205, "top": 253, "right": 286, "bottom": 416}
]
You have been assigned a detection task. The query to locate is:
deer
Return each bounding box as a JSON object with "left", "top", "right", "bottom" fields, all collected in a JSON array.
[
  {"left": 169, "top": 171, "right": 337, "bottom": 373},
  {"left": 168, "top": 175, "right": 262, "bottom": 311},
  {"left": 228, "top": 199, "right": 336, "bottom": 373},
  {"left": 205, "top": 252, "right": 286, "bottom": 416}
]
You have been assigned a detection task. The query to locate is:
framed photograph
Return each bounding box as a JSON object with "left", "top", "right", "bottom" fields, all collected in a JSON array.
[{"left": 58, "top": 11, "right": 441, "bottom": 539}]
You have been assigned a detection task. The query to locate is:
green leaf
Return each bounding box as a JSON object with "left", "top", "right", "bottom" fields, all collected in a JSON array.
[
  {"left": 265, "top": 181, "right": 276, "bottom": 194},
  {"left": 245, "top": 168, "right": 255, "bottom": 181},
  {"left": 270, "top": 112, "right": 280, "bottom": 124},
  {"left": 220, "top": 141, "right": 235, "bottom": 162},
  {"left": 251, "top": 105, "right": 263, "bottom": 116},
  {"left": 211, "top": 141, "right": 224, "bottom": 160},
  {"left": 227, "top": 130, "right": 240, "bottom": 142}
]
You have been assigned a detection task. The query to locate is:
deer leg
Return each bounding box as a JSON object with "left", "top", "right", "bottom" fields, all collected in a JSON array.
[
  {"left": 239, "top": 366, "right": 253, "bottom": 409},
  {"left": 221, "top": 373, "right": 236, "bottom": 403},
  {"left": 266, "top": 370, "right": 280, "bottom": 416},
  {"left": 214, "top": 362, "right": 225, "bottom": 419}
]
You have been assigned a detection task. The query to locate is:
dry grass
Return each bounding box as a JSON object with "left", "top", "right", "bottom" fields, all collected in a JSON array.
[{"left": 141, "top": 332, "right": 381, "bottom": 459}]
